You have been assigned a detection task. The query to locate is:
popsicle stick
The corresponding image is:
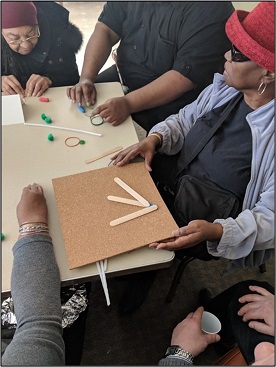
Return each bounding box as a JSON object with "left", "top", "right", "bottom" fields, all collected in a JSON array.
[
  {"left": 85, "top": 146, "right": 123, "bottom": 164},
  {"left": 114, "top": 177, "right": 149, "bottom": 207},
  {"left": 110, "top": 204, "right": 158, "bottom": 226},
  {"left": 107, "top": 196, "right": 144, "bottom": 207}
]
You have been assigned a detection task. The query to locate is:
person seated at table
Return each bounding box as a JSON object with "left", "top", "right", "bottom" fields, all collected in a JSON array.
[
  {"left": 67, "top": 1, "right": 234, "bottom": 132},
  {"left": 2, "top": 183, "right": 65, "bottom": 365},
  {"left": 159, "top": 280, "right": 274, "bottom": 366},
  {"left": 1, "top": 1, "right": 83, "bottom": 98},
  {"left": 111, "top": 2, "right": 275, "bottom": 272}
]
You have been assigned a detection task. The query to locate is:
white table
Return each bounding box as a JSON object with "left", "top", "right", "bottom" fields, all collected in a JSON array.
[{"left": 2, "top": 83, "right": 174, "bottom": 296}]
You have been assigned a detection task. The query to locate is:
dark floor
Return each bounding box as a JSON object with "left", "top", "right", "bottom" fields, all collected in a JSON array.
[{"left": 80, "top": 254, "right": 274, "bottom": 366}]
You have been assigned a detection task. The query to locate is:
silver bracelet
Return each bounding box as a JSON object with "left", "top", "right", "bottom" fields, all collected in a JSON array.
[
  {"left": 19, "top": 223, "right": 49, "bottom": 235},
  {"left": 165, "top": 345, "right": 194, "bottom": 362}
]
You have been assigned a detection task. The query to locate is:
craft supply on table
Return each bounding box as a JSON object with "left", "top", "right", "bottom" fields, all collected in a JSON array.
[
  {"left": 1, "top": 233, "right": 5, "bottom": 241},
  {"left": 77, "top": 105, "right": 85, "bottom": 113},
  {"left": 114, "top": 177, "right": 150, "bottom": 207},
  {"left": 96, "top": 260, "right": 110, "bottom": 306},
  {"left": 85, "top": 146, "right": 123, "bottom": 164},
  {"left": 110, "top": 204, "right": 158, "bottom": 226},
  {"left": 65, "top": 137, "right": 85, "bottom": 147},
  {"left": 24, "top": 123, "right": 103, "bottom": 137},
  {"left": 48, "top": 133, "right": 54, "bottom": 141},
  {"left": 52, "top": 162, "right": 177, "bottom": 269},
  {"left": 39, "top": 97, "right": 49, "bottom": 102},
  {"left": 90, "top": 114, "right": 105, "bottom": 126}
]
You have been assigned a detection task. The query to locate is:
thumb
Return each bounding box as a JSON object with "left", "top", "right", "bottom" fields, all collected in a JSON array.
[
  {"left": 206, "top": 333, "right": 220, "bottom": 345},
  {"left": 144, "top": 152, "right": 153, "bottom": 172}
]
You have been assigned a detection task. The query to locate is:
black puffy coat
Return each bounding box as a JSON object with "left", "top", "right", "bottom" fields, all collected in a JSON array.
[{"left": 1, "top": 2, "right": 83, "bottom": 88}]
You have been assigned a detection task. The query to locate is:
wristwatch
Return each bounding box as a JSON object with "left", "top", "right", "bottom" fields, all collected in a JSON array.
[{"left": 165, "top": 345, "right": 194, "bottom": 362}]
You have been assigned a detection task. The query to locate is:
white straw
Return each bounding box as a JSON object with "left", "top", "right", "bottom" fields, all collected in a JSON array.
[
  {"left": 24, "top": 123, "right": 102, "bottom": 137},
  {"left": 96, "top": 261, "right": 110, "bottom": 306}
]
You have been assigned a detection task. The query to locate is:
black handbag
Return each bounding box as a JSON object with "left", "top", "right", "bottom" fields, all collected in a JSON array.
[{"left": 174, "top": 93, "right": 243, "bottom": 226}]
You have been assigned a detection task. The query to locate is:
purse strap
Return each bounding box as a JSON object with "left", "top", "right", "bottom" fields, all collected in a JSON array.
[{"left": 177, "top": 92, "right": 243, "bottom": 178}]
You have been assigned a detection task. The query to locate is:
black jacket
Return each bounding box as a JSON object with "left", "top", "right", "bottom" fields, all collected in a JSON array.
[{"left": 1, "top": 2, "right": 83, "bottom": 88}]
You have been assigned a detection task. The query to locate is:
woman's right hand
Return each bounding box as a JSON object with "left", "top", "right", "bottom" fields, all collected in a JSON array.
[
  {"left": 111, "top": 136, "right": 159, "bottom": 171},
  {"left": 2, "top": 75, "right": 24, "bottom": 96},
  {"left": 66, "top": 78, "right": 97, "bottom": 106}
]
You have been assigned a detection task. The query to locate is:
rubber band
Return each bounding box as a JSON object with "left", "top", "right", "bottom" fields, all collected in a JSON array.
[
  {"left": 90, "top": 114, "right": 105, "bottom": 126},
  {"left": 65, "top": 136, "right": 81, "bottom": 147}
]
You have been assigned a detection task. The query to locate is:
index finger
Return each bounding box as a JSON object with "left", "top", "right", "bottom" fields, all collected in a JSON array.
[
  {"left": 248, "top": 285, "right": 273, "bottom": 297},
  {"left": 9, "top": 77, "right": 25, "bottom": 96}
]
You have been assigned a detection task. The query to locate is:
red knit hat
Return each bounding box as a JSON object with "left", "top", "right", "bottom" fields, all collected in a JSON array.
[
  {"left": 2, "top": 1, "right": 38, "bottom": 29},
  {"left": 225, "top": 2, "right": 275, "bottom": 72}
]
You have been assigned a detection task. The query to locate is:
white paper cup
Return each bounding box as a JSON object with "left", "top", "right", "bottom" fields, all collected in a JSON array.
[{"left": 201, "top": 311, "right": 221, "bottom": 334}]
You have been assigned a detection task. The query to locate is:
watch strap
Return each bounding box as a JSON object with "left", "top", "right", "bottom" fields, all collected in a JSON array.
[{"left": 165, "top": 345, "right": 194, "bottom": 362}]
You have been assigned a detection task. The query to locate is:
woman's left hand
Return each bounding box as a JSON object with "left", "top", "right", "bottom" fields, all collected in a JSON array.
[
  {"left": 149, "top": 220, "right": 223, "bottom": 250},
  {"left": 25, "top": 74, "right": 52, "bottom": 97}
]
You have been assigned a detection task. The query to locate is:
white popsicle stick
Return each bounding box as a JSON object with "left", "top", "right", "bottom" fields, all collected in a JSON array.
[
  {"left": 110, "top": 204, "right": 158, "bottom": 226},
  {"left": 114, "top": 177, "right": 149, "bottom": 207},
  {"left": 85, "top": 146, "right": 123, "bottom": 164},
  {"left": 107, "top": 196, "right": 145, "bottom": 207}
]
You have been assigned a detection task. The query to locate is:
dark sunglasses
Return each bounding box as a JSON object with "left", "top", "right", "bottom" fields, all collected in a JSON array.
[{"left": 231, "top": 44, "right": 250, "bottom": 62}]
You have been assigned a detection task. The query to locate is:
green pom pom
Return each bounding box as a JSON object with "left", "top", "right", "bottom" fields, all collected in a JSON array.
[
  {"left": 45, "top": 117, "right": 52, "bottom": 124},
  {"left": 1, "top": 233, "right": 5, "bottom": 241},
  {"left": 48, "top": 133, "right": 54, "bottom": 141},
  {"left": 79, "top": 140, "right": 85, "bottom": 145},
  {"left": 41, "top": 113, "right": 47, "bottom": 120}
]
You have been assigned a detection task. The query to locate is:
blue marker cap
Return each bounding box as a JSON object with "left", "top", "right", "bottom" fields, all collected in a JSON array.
[{"left": 77, "top": 105, "right": 85, "bottom": 113}]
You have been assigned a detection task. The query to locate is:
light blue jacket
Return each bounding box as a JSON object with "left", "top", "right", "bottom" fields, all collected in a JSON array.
[{"left": 149, "top": 73, "right": 274, "bottom": 271}]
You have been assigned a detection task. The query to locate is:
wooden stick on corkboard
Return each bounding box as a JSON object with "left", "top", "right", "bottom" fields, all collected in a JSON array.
[{"left": 52, "top": 162, "right": 178, "bottom": 269}]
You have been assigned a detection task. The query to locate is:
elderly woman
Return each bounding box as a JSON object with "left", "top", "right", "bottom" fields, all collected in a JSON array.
[
  {"left": 112, "top": 1, "right": 274, "bottom": 272},
  {"left": 1, "top": 1, "right": 82, "bottom": 97}
]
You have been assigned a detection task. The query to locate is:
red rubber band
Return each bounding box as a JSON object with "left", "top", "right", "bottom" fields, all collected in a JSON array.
[{"left": 65, "top": 137, "right": 81, "bottom": 147}]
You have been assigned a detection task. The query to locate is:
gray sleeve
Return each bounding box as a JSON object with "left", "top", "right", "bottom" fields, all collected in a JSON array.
[
  {"left": 159, "top": 356, "right": 193, "bottom": 366},
  {"left": 2, "top": 235, "right": 65, "bottom": 366}
]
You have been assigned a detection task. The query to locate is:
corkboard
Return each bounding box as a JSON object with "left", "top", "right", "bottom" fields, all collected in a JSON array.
[{"left": 52, "top": 162, "right": 177, "bottom": 269}]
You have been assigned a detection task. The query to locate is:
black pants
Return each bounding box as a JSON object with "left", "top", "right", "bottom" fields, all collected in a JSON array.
[
  {"left": 205, "top": 280, "right": 274, "bottom": 365},
  {"left": 151, "top": 153, "right": 216, "bottom": 261},
  {"left": 95, "top": 65, "right": 196, "bottom": 132}
]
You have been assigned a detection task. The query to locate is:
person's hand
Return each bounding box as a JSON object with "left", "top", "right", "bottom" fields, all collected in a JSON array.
[
  {"left": 2, "top": 75, "right": 25, "bottom": 96},
  {"left": 149, "top": 220, "right": 223, "bottom": 250},
  {"left": 171, "top": 306, "right": 220, "bottom": 358},
  {"left": 238, "top": 285, "right": 274, "bottom": 336},
  {"left": 66, "top": 78, "right": 97, "bottom": 106},
  {"left": 25, "top": 74, "right": 52, "bottom": 97},
  {"left": 91, "top": 96, "right": 130, "bottom": 126},
  {"left": 111, "top": 136, "right": 159, "bottom": 171},
  {"left": 17, "top": 184, "right": 48, "bottom": 226},
  {"left": 252, "top": 342, "right": 275, "bottom": 366}
]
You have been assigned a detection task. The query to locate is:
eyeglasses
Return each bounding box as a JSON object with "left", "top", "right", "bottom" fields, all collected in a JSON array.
[
  {"left": 7, "top": 28, "right": 40, "bottom": 45},
  {"left": 231, "top": 44, "right": 250, "bottom": 62}
]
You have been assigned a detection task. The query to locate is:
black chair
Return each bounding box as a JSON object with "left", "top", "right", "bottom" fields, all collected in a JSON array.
[{"left": 166, "top": 255, "right": 267, "bottom": 303}]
